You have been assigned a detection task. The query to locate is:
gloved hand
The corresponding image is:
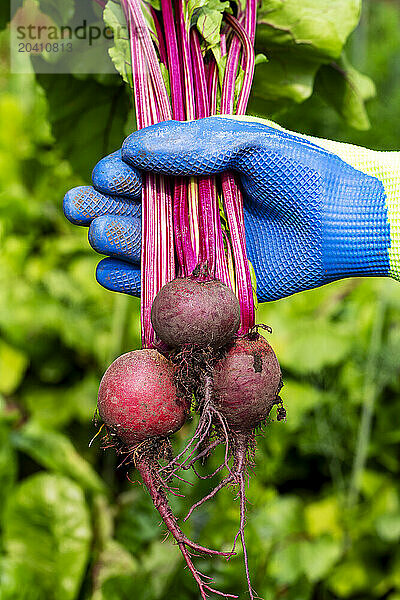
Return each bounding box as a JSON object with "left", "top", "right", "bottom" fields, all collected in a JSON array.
[{"left": 63, "top": 116, "right": 400, "bottom": 302}]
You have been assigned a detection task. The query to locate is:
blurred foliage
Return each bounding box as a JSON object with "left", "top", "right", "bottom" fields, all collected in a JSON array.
[
  {"left": 279, "top": 0, "right": 400, "bottom": 149},
  {"left": 0, "top": 1, "right": 400, "bottom": 599},
  {"left": 250, "top": 0, "right": 375, "bottom": 129}
]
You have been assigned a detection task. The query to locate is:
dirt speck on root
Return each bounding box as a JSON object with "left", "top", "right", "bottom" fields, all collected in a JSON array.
[{"left": 252, "top": 352, "right": 262, "bottom": 373}]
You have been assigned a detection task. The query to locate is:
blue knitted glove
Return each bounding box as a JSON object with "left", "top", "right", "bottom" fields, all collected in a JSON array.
[{"left": 64, "top": 116, "right": 400, "bottom": 302}]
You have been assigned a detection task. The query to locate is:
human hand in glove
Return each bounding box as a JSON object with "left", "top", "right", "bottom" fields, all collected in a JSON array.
[{"left": 63, "top": 116, "right": 400, "bottom": 302}]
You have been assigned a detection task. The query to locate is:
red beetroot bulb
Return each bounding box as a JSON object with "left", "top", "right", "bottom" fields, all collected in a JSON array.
[
  {"left": 98, "top": 349, "right": 188, "bottom": 445},
  {"left": 179, "top": 333, "right": 283, "bottom": 600},
  {"left": 97, "top": 349, "right": 233, "bottom": 600}
]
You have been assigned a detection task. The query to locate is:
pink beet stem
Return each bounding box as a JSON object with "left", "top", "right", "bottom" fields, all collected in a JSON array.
[
  {"left": 218, "top": 11, "right": 257, "bottom": 333},
  {"left": 122, "top": 0, "right": 175, "bottom": 347}
]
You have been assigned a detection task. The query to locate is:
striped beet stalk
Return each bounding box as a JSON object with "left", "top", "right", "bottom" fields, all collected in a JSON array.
[
  {"left": 120, "top": 0, "right": 258, "bottom": 341},
  {"left": 121, "top": 0, "right": 174, "bottom": 348}
]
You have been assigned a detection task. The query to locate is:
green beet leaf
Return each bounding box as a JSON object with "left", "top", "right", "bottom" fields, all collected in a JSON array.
[
  {"left": 36, "top": 0, "right": 75, "bottom": 26},
  {"left": 249, "top": 54, "right": 320, "bottom": 114},
  {"left": 0, "top": 339, "right": 29, "bottom": 395},
  {"left": 92, "top": 540, "right": 138, "bottom": 600},
  {"left": 37, "top": 73, "right": 131, "bottom": 180},
  {"left": 0, "top": 410, "right": 17, "bottom": 522},
  {"left": 256, "top": 0, "right": 361, "bottom": 61},
  {"left": 267, "top": 317, "right": 352, "bottom": 374},
  {"left": 301, "top": 537, "right": 342, "bottom": 582},
  {"left": 315, "top": 53, "right": 376, "bottom": 130},
  {"left": 104, "top": 0, "right": 133, "bottom": 87},
  {"left": 193, "top": 0, "right": 230, "bottom": 50},
  {"left": 2, "top": 473, "right": 92, "bottom": 600},
  {"left": 268, "top": 539, "right": 304, "bottom": 585}
]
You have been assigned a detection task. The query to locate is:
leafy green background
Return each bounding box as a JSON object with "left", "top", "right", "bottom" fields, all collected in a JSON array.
[{"left": 1, "top": 0, "right": 400, "bottom": 598}]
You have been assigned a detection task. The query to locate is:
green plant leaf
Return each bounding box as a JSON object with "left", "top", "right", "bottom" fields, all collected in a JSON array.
[
  {"left": 0, "top": 339, "right": 29, "bottom": 395},
  {"left": 21, "top": 375, "right": 98, "bottom": 428},
  {"left": 248, "top": 55, "right": 320, "bottom": 114},
  {"left": 254, "top": 53, "right": 267, "bottom": 66},
  {"left": 141, "top": 541, "right": 182, "bottom": 598},
  {"left": 0, "top": 557, "right": 44, "bottom": 600},
  {"left": 3, "top": 473, "right": 92, "bottom": 600},
  {"left": 38, "top": 0, "right": 75, "bottom": 25},
  {"left": 375, "top": 512, "right": 400, "bottom": 542},
  {"left": 301, "top": 537, "right": 342, "bottom": 582},
  {"left": 104, "top": 0, "right": 164, "bottom": 88},
  {"left": 261, "top": 579, "right": 312, "bottom": 600},
  {"left": 268, "top": 539, "right": 304, "bottom": 584},
  {"left": 304, "top": 497, "right": 342, "bottom": 539},
  {"left": 327, "top": 560, "right": 371, "bottom": 597},
  {"left": 315, "top": 54, "right": 376, "bottom": 130},
  {"left": 194, "top": 0, "right": 230, "bottom": 49},
  {"left": 104, "top": 0, "right": 132, "bottom": 87},
  {"left": 100, "top": 574, "right": 151, "bottom": 600},
  {"left": 0, "top": 406, "right": 17, "bottom": 521},
  {"left": 256, "top": 0, "right": 361, "bottom": 61},
  {"left": 252, "top": 494, "right": 305, "bottom": 541},
  {"left": 115, "top": 491, "right": 164, "bottom": 555},
  {"left": 92, "top": 540, "right": 138, "bottom": 600},
  {"left": 37, "top": 73, "right": 131, "bottom": 180},
  {"left": 270, "top": 318, "right": 352, "bottom": 374},
  {"left": 22, "top": 386, "right": 76, "bottom": 428},
  {"left": 10, "top": 0, "right": 74, "bottom": 35},
  {"left": 280, "top": 380, "right": 329, "bottom": 431},
  {"left": 13, "top": 422, "right": 106, "bottom": 495}
]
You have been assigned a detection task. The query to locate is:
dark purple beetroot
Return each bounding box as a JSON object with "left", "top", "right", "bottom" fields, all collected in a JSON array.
[
  {"left": 98, "top": 349, "right": 188, "bottom": 445},
  {"left": 213, "top": 334, "right": 282, "bottom": 431},
  {"left": 151, "top": 277, "right": 240, "bottom": 348},
  {"left": 179, "top": 333, "right": 282, "bottom": 600}
]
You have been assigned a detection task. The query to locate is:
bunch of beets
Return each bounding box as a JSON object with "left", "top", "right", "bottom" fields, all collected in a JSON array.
[
  {"left": 97, "top": 265, "right": 284, "bottom": 599},
  {"left": 92, "top": 0, "right": 286, "bottom": 597}
]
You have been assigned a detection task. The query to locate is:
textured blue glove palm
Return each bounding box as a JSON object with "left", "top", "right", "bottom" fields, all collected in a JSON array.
[{"left": 64, "top": 117, "right": 391, "bottom": 302}]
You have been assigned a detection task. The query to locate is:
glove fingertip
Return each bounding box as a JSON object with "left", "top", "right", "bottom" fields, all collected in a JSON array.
[
  {"left": 96, "top": 258, "right": 141, "bottom": 297},
  {"left": 89, "top": 215, "right": 142, "bottom": 263},
  {"left": 92, "top": 152, "right": 142, "bottom": 199},
  {"left": 63, "top": 186, "right": 92, "bottom": 225},
  {"left": 88, "top": 215, "right": 109, "bottom": 252}
]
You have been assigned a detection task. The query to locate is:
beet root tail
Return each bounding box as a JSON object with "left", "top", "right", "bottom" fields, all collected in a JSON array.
[
  {"left": 184, "top": 433, "right": 258, "bottom": 599},
  {"left": 135, "top": 455, "right": 237, "bottom": 600}
]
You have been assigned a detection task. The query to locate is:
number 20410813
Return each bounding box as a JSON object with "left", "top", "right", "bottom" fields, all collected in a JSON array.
[{"left": 18, "top": 42, "right": 73, "bottom": 53}]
